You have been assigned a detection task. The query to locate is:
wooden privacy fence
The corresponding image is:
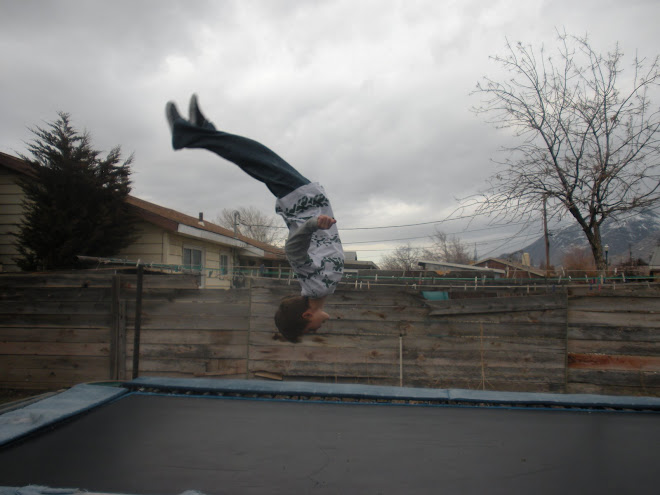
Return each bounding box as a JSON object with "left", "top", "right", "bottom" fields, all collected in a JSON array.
[
  {"left": 249, "top": 285, "right": 569, "bottom": 392},
  {"left": 1, "top": 273, "right": 658, "bottom": 396},
  {"left": 567, "top": 287, "right": 660, "bottom": 396}
]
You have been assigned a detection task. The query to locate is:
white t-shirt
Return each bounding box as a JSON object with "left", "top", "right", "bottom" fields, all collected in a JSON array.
[{"left": 275, "top": 182, "right": 344, "bottom": 298}]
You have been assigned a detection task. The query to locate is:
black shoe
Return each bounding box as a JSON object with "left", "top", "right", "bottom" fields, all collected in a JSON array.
[
  {"left": 188, "top": 93, "right": 208, "bottom": 127},
  {"left": 165, "top": 101, "right": 183, "bottom": 133}
]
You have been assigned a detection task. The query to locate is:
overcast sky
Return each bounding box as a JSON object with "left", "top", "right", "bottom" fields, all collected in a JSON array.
[{"left": 2, "top": 0, "right": 659, "bottom": 263}]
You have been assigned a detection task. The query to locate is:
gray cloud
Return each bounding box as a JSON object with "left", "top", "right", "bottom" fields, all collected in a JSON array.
[{"left": 2, "top": 0, "right": 659, "bottom": 262}]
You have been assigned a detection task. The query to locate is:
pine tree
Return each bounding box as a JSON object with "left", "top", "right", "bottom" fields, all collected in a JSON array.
[{"left": 14, "top": 112, "right": 137, "bottom": 270}]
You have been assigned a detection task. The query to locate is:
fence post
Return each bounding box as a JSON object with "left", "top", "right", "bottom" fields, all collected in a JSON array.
[
  {"left": 110, "top": 275, "right": 120, "bottom": 380},
  {"left": 111, "top": 274, "right": 127, "bottom": 380},
  {"left": 132, "top": 265, "right": 144, "bottom": 379},
  {"left": 399, "top": 335, "right": 403, "bottom": 387}
]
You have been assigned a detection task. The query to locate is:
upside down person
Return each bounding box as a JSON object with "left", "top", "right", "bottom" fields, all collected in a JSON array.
[{"left": 165, "top": 95, "right": 344, "bottom": 342}]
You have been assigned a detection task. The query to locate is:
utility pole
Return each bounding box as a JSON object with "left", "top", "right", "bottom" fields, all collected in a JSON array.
[
  {"left": 543, "top": 194, "right": 550, "bottom": 277},
  {"left": 233, "top": 211, "right": 241, "bottom": 238}
]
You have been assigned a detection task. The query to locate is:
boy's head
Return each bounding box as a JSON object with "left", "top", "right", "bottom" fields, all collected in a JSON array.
[{"left": 274, "top": 295, "right": 330, "bottom": 343}]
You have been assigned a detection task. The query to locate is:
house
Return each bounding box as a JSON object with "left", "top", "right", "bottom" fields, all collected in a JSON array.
[
  {"left": 0, "top": 151, "right": 286, "bottom": 287},
  {"left": 343, "top": 251, "right": 379, "bottom": 274},
  {"left": 417, "top": 259, "right": 505, "bottom": 278},
  {"left": 0, "top": 152, "right": 34, "bottom": 272},
  {"left": 650, "top": 246, "right": 660, "bottom": 279},
  {"left": 473, "top": 257, "right": 546, "bottom": 279}
]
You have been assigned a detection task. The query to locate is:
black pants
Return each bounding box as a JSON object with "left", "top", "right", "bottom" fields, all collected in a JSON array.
[{"left": 170, "top": 117, "right": 310, "bottom": 198}]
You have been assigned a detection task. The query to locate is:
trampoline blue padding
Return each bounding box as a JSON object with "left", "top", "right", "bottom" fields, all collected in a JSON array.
[
  {"left": 129, "top": 376, "right": 660, "bottom": 410},
  {"left": 0, "top": 383, "right": 127, "bottom": 447},
  {"left": 1, "top": 378, "right": 659, "bottom": 495}
]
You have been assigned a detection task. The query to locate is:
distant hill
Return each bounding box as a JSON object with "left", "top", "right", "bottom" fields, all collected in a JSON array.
[{"left": 514, "top": 209, "right": 660, "bottom": 267}]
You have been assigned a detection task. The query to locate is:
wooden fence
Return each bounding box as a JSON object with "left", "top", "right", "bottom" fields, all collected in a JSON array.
[
  {"left": 566, "top": 287, "right": 660, "bottom": 396},
  {"left": 1, "top": 272, "right": 658, "bottom": 396}
]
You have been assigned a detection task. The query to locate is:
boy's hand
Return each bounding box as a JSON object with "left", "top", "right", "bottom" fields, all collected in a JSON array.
[{"left": 317, "top": 215, "right": 337, "bottom": 230}]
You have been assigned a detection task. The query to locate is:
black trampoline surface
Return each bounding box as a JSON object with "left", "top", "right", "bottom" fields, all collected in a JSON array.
[{"left": 1, "top": 391, "right": 658, "bottom": 495}]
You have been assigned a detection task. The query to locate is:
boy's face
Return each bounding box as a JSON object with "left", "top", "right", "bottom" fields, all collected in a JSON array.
[{"left": 303, "top": 307, "right": 330, "bottom": 333}]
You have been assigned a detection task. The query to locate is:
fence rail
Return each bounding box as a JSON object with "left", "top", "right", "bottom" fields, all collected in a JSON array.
[{"left": 75, "top": 256, "right": 657, "bottom": 287}]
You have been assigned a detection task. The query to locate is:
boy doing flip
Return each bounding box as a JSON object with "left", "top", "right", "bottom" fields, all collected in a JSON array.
[{"left": 165, "top": 95, "right": 344, "bottom": 343}]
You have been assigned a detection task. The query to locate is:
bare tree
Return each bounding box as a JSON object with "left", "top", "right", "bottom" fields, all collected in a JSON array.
[
  {"left": 470, "top": 30, "right": 660, "bottom": 270},
  {"left": 561, "top": 246, "right": 597, "bottom": 278},
  {"left": 423, "top": 229, "right": 473, "bottom": 264},
  {"left": 216, "top": 206, "right": 285, "bottom": 246},
  {"left": 380, "top": 244, "right": 424, "bottom": 271}
]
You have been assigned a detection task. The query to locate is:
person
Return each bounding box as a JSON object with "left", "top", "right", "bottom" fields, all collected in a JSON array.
[{"left": 165, "top": 95, "right": 344, "bottom": 343}]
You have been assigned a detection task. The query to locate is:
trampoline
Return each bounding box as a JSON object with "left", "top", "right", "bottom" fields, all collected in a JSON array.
[{"left": 1, "top": 377, "right": 659, "bottom": 495}]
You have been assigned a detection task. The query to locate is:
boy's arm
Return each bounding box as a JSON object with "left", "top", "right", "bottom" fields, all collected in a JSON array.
[{"left": 285, "top": 215, "right": 336, "bottom": 264}]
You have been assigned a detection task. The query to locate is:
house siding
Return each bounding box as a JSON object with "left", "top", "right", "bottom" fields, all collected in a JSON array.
[
  {"left": 116, "top": 224, "right": 235, "bottom": 289},
  {"left": 203, "top": 245, "right": 234, "bottom": 289},
  {"left": 119, "top": 223, "right": 166, "bottom": 260},
  {"left": 0, "top": 168, "right": 25, "bottom": 272}
]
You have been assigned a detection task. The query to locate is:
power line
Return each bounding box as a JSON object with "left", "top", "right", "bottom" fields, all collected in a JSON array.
[
  {"left": 238, "top": 204, "right": 660, "bottom": 256},
  {"left": 243, "top": 203, "right": 660, "bottom": 232},
  {"left": 241, "top": 205, "right": 517, "bottom": 231},
  {"left": 342, "top": 220, "right": 535, "bottom": 245},
  {"left": 346, "top": 230, "right": 545, "bottom": 252},
  {"left": 350, "top": 204, "right": 660, "bottom": 257}
]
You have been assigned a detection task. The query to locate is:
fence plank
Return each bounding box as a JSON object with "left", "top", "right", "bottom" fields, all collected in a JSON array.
[
  {"left": 568, "top": 310, "right": 659, "bottom": 328},
  {"left": 126, "top": 343, "right": 246, "bottom": 360},
  {"left": 427, "top": 294, "right": 566, "bottom": 316},
  {"left": 0, "top": 328, "right": 110, "bottom": 343},
  {"left": 127, "top": 329, "right": 248, "bottom": 346},
  {"left": 568, "top": 325, "right": 660, "bottom": 342},
  {"left": 249, "top": 331, "right": 401, "bottom": 349},
  {"left": 568, "top": 340, "right": 660, "bottom": 356},
  {"left": 0, "top": 287, "right": 112, "bottom": 302},
  {"left": 570, "top": 295, "right": 660, "bottom": 312},
  {"left": 0, "top": 342, "right": 110, "bottom": 356},
  {"left": 567, "top": 368, "right": 660, "bottom": 389},
  {"left": 568, "top": 353, "right": 660, "bottom": 371},
  {"left": 0, "top": 301, "right": 111, "bottom": 315},
  {"left": 127, "top": 358, "right": 247, "bottom": 377}
]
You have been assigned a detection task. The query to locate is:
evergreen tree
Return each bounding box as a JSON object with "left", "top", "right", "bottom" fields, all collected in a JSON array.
[{"left": 14, "top": 112, "right": 137, "bottom": 270}]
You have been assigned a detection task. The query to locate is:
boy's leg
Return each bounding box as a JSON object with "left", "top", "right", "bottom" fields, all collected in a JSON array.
[{"left": 167, "top": 101, "right": 309, "bottom": 198}]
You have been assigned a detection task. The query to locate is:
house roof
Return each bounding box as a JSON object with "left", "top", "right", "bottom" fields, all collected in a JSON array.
[
  {"left": 0, "top": 151, "right": 285, "bottom": 259},
  {"left": 0, "top": 151, "right": 37, "bottom": 178},
  {"left": 475, "top": 257, "right": 546, "bottom": 277},
  {"left": 126, "top": 196, "right": 284, "bottom": 259}
]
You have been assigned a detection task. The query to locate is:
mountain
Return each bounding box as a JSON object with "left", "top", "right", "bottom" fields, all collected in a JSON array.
[{"left": 515, "top": 209, "right": 660, "bottom": 267}]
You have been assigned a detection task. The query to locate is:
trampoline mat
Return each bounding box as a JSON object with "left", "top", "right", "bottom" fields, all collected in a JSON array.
[{"left": 0, "top": 393, "right": 658, "bottom": 494}]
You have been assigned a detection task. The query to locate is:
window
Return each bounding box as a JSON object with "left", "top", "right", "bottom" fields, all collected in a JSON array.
[
  {"left": 220, "top": 254, "right": 229, "bottom": 275},
  {"left": 183, "top": 247, "right": 203, "bottom": 272}
]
